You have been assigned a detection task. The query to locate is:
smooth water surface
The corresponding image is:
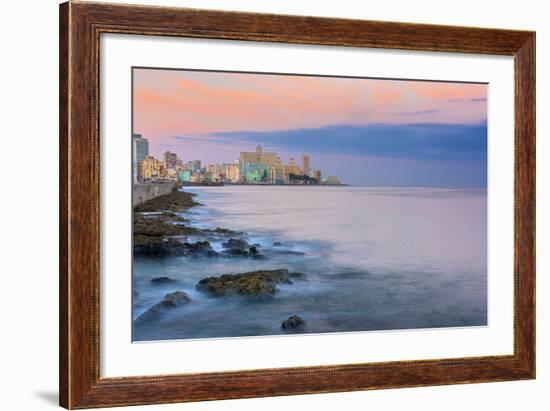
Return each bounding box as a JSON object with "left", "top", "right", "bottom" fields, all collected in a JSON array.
[{"left": 133, "top": 186, "right": 487, "bottom": 341}]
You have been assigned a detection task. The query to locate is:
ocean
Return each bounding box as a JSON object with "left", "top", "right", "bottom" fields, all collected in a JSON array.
[{"left": 132, "top": 185, "right": 487, "bottom": 341}]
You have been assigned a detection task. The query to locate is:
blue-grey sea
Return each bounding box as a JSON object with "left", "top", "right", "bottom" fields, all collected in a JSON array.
[{"left": 132, "top": 186, "right": 487, "bottom": 341}]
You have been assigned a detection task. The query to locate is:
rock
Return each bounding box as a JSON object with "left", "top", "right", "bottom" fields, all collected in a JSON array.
[
  {"left": 134, "top": 237, "right": 189, "bottom": 257},
  {"left": 222, "top": 238, "right": 250, "bottom": 250},
  {"left": 161, "top": 291, "right": 191, "bottom": 307},
  {"left": 134, "top": 190, "right": 200, "bottom": 212},
  {"left": 289, "top": 272, "right": 305, "bottom": 279},
  {"left": 273, "top": 241, "right": 282, "bottom": 246},
  {"left": 196, "top": 269, "right": 293, "bottom": 297},
  {"left": 134, "top": 239, "right": 218, "bottom": 258},
  {"left": 134, "top": 213, "right": 197, "bottom": 237},
  {"left": 282, "top": 315, "right": 305, "bottom": 330},
  {"left": 135, "top": 291, "right": 191, "bottom": 324},
  {"left": 182, "top": 241, "right": 218, "bottom": 257},
  {"left": 221, "top": 239, "right": 264, "bottom": 258},
  {"left": 151, "top": 276, "right": 175, "bottom": 284}
]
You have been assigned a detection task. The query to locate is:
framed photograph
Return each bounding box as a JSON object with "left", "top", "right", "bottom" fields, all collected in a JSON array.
[{"left": 59, "top": 2, "right": 535, "bottom": 409}]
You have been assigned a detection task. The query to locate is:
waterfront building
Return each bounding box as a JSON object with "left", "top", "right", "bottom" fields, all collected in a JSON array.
[
  {"left": 268, "top": 164, "right": 286, "bottom": 184},
  {"left": 324, "top": 175, "right": 341, "bottom": 185},
  {"left": 239, "top": 146, "right": 278, "bottom": 169},
  {"left": 242, "top": 163, "right": 269, "bottom": 183},
  {"left": 139, "top": 156, "right": 161, "bottom": 179},
  {"left": 190, "top": 172, "right": 201, "bottom": 183},
  {"left": 178, "top": 170, "right": 192, "bottom": 182},
  {"left": 163, "top": 151, "right": 178, "bottom": 170},
  {"left": 284, "top": 157, "right": 302, "bottom": 180},
  {"left": 301, "top": 155, "right": 310, "bottom": 176},
  {"left": 312, "top": 169, "right": 322, "bottom": 183},
  {"left": 224, "top": 163, "right": 241, "bottom": 183},
  {"left": 132, "top": 133, "right": 149, "bottom": 181},
  {"left": 185, "top": 160, "right": 201, "bottom": 172}
]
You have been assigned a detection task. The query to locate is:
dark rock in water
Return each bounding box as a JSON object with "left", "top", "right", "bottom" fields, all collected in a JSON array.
[
  {"left": 182, "top": 241, "right": 218, "bottom": 257},
  {"left": 135, "top": 291, "right": 191, "bottom": 324},
  {"left": 134, "top": 190, "right": 200, "bottom": 212},
  {"left": 289, "top": 271, "right": 305, "bottom": 279},
  {"left": 134, "top": 237, "right": 189, "bottom": 257},
  {"left": 273, "top": 241, "right": 282, "bottom": 246},
  {"left": 282, "top": 315, "right": 305, "bottom": 330},
  {"left": 224, "top": 248, "right": 250, "bottom": 257},
  {"left": 151, "top": 276, "right": 175, "bottom": 284},
  {"left": 196, "top": 269, "right": 293, "bottom": 297},
  {"left": 161, "top": 291, "right": 191, "bottom": 307},
  {"left": 221, "top": 239, "right": 264, "bottom": 258},
  {"left": 135, "top": 239, "right": 218, "bottom": 258},
  {"left": 132, "top": 290, "right": 139, "bottom": 298},
  {"left": 222, "top": 238, "right": 250, "bottom": 250},
  {"left": 134, "top": 213, "right": 197, "bottom": 237}
]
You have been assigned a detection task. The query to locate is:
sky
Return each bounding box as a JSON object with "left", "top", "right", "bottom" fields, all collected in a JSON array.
[{"left": 133, "top": 68, "right": 487, "bottom": 187}]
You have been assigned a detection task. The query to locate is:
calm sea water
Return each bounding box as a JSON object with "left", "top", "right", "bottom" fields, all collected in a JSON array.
[{"left": 132, "top": 186, "right": 487, "bottom": 341}]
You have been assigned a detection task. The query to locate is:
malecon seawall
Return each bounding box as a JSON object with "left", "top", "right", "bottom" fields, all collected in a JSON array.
[{"left": 133, "top": 182, "right": 175, "bottom": 207}]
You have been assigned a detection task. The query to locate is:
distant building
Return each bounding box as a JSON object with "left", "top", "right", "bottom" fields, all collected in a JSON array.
[
  {"left": 312, "top": 169, "right": 321, "bottom": 182},
  {"left": 139, "top": 156, "right": 161, "bottom": 179},
  {"left": 268, "top": 164, "right": 286, "bottom": 184},
  {"left": 324, "top": 176, "right": 341, "bottom": 185},
  {"left": 242, "top": 163, "right": 269, "bottom": 183},
  {"left": 284, "top": 157, "right": 302, "bottom": 180},
  {"left": 163, "top": 151, "right": 178, "bottom": 170},
  {"left": 239, "top": 146, "right": 278, "bottom": 169},
  {"left": 301, "top": 155, "right": 310, "bottom": 176},
  {"left": 178, "top": 170, "right": 192, "bottom": 182},
  {"left": 223, "top": 163, "right": 241, "bottom": 183},
  {"left": 184, "top": 160, "right": 201, "bottom": 173},
  {"left": 132, "top": 133, "right": 149, "bottom": 181}
]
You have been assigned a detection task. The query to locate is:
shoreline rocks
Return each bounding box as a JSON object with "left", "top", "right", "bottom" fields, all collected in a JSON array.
[
  {"left": 196, "top": 269, "right": 294, "bottom": 297},
  {"left": 221, "top": 238, "right": 264, "bottom": 258},
  {"left": 282, "top": 315, "right": 305, "bottom": 330},
  {"left": 134, "top": 190, "right": 200, "bottom": 213},
  {"left": 151, "top": 276, "right": 175, "bottom": 284},
  {"left": 135, "top": 291, "right": 191, "bottom": 324}
]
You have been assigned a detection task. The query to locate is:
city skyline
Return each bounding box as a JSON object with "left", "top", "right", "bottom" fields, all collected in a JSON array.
[
  {"left": 133, "top": 68, "right": 488, "bottom": 187},
  {"left": 133, "top": 135, "right": 338, "bottom": 185}
]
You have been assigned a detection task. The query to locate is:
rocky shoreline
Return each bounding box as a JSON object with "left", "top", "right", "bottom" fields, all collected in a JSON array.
[{"left": 133, "top": 189, "right": 307, "bottom": 332}]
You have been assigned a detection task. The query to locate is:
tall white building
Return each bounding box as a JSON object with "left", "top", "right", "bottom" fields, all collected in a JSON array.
[{"left": 132, "top": 133, "right": 149, "bottom": 182}]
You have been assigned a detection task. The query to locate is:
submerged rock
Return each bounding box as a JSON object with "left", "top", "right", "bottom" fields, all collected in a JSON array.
[
  {"left": 196, "top": 269, "right": 293, "bottom": 297},
  {"left": 151, "top": 276, "right": 175, "bottom": 284},
  {"left": 135, "top": 291, "right": 191, "bottom": 324},
  {"left": 134, "top": 238, "right": 218, "bottom": 258},
  {"left": 273, "top": 241, "right": 282, "bottom": 246},
  {"left": 182, "top": 241, "right": 218, "bottom": 257},
  {"left": 221, "top": 238, "right": 264, "bottom": 258},
  {"left": 282, "top": 315, "right": 305, "bottom": 330},
  {"left": 222, "top": 238, "right": 250, "bottom": 250},
  {"left": 134, "top": 237, "right": 189, "bottom": 257}
]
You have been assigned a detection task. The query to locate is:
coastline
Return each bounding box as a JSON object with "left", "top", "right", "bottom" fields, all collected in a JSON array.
[
  {"left": 132, "top": 186, "right": 488, "bottom": 341},
  {"left": 133, "top": 189, "right": 309, "bottom": 333}
]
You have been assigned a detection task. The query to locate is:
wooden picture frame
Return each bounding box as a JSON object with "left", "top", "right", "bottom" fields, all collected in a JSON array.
[{"left": 59, "top": 1, "right": 535, "bottom": 408}]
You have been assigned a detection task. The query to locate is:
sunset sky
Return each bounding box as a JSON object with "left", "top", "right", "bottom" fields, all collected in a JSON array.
[{"left": 133, "top": 68, "right": 487, "bottom": 187}]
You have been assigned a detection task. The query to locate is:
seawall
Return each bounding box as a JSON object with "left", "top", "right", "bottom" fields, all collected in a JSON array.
[{"left": 133, "top": 182, "right": 175, "bottom": 207}]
